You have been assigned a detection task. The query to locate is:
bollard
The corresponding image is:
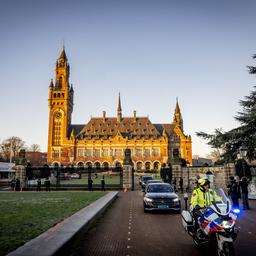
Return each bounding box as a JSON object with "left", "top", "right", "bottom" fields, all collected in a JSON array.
[{"left": 184, "top": 193, "right": 188, "bottom": 210}]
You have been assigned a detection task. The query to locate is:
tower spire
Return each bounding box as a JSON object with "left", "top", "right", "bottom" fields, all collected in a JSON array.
[
  {"left": 173, "top": 97, "right": 183, "bottom": 131},
  {"left": 175, "top": 97, "right": 180, "bottom": 114},
  {"left": 117, "top": 92, "right": 122, "bottom": 122},
  {"left": 59, "top": 47, "right": 67, "bottom": 61}
]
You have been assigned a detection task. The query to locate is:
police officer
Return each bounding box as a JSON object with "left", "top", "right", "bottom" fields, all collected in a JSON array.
[{"left": 190, "top": 178, "right": 222, "bottom": 211}]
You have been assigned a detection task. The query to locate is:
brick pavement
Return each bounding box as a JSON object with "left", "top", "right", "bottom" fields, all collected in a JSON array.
[{"left": 64, "top": 192, "right": 256, "bottom": 256}]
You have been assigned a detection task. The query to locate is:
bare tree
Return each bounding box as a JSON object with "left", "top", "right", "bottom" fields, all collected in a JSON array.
[
  {"left": 29, "top": 144, "right": 41, "bottom": 152},
  {"left": 206, "top": 150, "right": 222, "bottom": 163},
  {"left": 0, "top": 136, "right": 26, "bottom": 162}
]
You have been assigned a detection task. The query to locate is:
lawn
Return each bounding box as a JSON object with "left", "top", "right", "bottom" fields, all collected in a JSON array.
[
  {"left": 61, "top": 173, "right": 121, "bottom": 185},
  {"left": 0, "top": 191, "right": 106, "bottom": 255}
]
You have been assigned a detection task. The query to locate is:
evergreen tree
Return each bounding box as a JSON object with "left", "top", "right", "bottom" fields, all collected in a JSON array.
[{"left": 197, "top": 55, "right": 256, "bottom": 161}]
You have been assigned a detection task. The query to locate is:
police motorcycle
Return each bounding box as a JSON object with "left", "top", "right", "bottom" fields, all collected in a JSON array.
[{"left": 181, "top": 189, "right": 239, "bottom": 256}]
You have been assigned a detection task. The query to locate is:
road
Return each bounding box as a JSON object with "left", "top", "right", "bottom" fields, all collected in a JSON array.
[{"left": 65, "top": 191, "right": 256, "bottom": 256}]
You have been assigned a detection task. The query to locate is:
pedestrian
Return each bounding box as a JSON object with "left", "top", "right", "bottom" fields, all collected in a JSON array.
[
  {"left": 173, "top": 177, "right": 177, "bottom": 191},
  {"left": 240, "top": 176, "right": 250, "bottom": 210},
  {"left": 88, "top": 177, "right": 93, "bottom": 191},
  {"left": 179, "top": 177, "right": 183, "bottom": 193},
  {"left": 228, "top": 176, "right": 240, "bottom": 209},
  {"left": 101, "top": 175, "right": 105, "bottom": 191},
  {"left": 10, "top": 178, "right": 16, "bottom": 191},
  {"left": 45, "top": 177, "right": 51, "bottom": 191},
  {"left": 36, "top": 178, "right": 41, "bottom": 192},
  {"left": 15, "top": 178, "right": 21, "bottom": 192}
]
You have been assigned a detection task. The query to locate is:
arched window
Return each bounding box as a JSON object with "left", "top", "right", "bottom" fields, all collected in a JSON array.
[
  {"left": 103, "top": 162, "right": 109, "bottom": 170},
  {"left": 94, "top": 162, "right": 101, "bottom": 170},
  {"left": 153, "top": 162, "right": 160, "bottom": 170},
  {"left": 85, "top": 162, "right": 92, "bottom": 169},
  {"left": 136, "top": 162, "right": 143, "bottom": 171},
  {"left": 77, "top": 162, "right": 84, "bottom": 169},
  {"left": 145, "top": 162, "right": 151, "bottom": 170}
]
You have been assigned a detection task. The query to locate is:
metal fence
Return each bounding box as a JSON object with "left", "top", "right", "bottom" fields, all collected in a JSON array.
[{"left": 25, "top": 166, "right": 123, "bottom": 190}]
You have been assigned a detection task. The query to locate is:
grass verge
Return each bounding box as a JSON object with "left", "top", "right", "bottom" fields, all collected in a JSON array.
[{"left": 0, "top": 191, "right": 106, "bottom": 255}]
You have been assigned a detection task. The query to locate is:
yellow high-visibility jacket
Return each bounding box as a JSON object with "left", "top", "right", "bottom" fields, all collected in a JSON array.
[{"left": 190, "top": 187, "right": 222, "bottom": 210}]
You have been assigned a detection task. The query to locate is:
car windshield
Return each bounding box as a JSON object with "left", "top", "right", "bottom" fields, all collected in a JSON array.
[
  {"left": 147, "top": 184, "right": 174, "bottom": 193},
  {"left": 147, "top": 180, "right": 161, "bottom": 184},
  {"left": 143, "top": 176, "right": 153, "bottom": 182}
]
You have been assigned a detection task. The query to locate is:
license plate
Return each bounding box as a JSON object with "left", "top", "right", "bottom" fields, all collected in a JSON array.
[{"left": 158, "top": 205, "right": 169, "bottom": 209}]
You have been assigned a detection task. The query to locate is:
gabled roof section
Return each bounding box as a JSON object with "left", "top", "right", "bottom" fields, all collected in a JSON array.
[
  {"left": 77, "top": 116, "right": 161, "bottom": 140},
  {"left": 68, "top": 125, "right": 84, "bottom": 138},
  {"left": 154, "top": 124, "right": 175, "bottom": 136}
]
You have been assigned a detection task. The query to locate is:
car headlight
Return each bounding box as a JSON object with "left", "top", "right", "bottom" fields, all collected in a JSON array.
[
  {"left": 222, "top": 220, "right": 234, "bottom": 229},
  {"left": 144, "top": 197, "right": 153, "bottom": 203},
  {"left": 173, "top": 198, "right": 179, "bottom": 202}
]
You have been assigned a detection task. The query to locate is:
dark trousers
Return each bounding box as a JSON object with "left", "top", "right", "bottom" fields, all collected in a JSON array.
[
  {"left": 242, "top": 193, "right": 250, "bottom": 210},
  {"left": 231, "top": 197, "right": 239, "bottom": 209}
]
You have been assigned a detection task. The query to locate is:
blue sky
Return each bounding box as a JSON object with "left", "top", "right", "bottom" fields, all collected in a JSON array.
[{"left": 0, "top": 0, "right": 256, "bottom": 157}]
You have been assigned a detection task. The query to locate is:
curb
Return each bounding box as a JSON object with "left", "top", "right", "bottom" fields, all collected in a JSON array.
[{"left": 7, "top": 191, "right": 119, "bottom": 256}]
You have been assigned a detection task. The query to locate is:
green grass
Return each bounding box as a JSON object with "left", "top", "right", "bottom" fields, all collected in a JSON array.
[
  {"left": 0, "top": 191, "right": 106, "bottom": 256},
  {"left": 61, "top": 174, "right": 121, "bottom": 185}
]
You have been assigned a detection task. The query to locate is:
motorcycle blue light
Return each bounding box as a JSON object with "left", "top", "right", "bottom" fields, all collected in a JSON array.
[{"left": 233, "top": 209, "right": 240, "bottom": 214}]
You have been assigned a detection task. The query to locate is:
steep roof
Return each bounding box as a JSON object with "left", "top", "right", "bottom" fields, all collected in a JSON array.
[
  {"left": 59, "top": 48, "right": 67, "bottom": 61},
  {"left": 76, "top": 117, "right": 165, "bottom": 140}
]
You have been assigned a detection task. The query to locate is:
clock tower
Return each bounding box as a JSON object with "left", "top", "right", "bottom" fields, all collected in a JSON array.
[{"left": 47, "top": 48, "right": 74, "bottom": 163}]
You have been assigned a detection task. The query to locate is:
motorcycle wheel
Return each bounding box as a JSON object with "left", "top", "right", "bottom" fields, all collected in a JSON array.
[{"left": 219, "top": 242, "right": 235, "bottom": 256}]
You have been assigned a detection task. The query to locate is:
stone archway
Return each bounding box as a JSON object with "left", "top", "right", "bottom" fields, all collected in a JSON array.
[
  {"left": 153, "top": 161, "right": 160, "bottom": 171},
  {"left": 136, "top": 161, "right": 143, "bottom": 171},
  {"left": 102, "top": 162, "right": 110, "bottom": 170},
  {"left": 145, "top": 161, "right": 151, "bottom": 170},
  {"left": 94, "top": 161, "right": 101, "bottom": 170}
]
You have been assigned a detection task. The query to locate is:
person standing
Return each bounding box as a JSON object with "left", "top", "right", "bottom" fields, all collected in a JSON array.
[
  {"left": 228, "top": 176, "right": 240, "bottom": 209},
  {"left": 101, "top": 175, "right": 105, "bottom": 191},
  {"left": 45, "top": 177, "right": 51, "bottom": 191},
  {"left": 88, "top": 177, "right": 93, "bottom": 191},
  {"left": 240, "top": 176, "right": 250, "bottom": 210},
  {"left": 37, "top": 178, "right": 41, "bottom": 192},
  {"left": 173, "top": 177, "right": 177, "bottom": 191},
  {"left": 10, "top": 178, "right": 16, "bottom": 191},
  {"left": 179, "top": 177, "right": 183, "bottom": 193},
  {"left": 15, "top": 178, "right": 21, "bottom": 192}
]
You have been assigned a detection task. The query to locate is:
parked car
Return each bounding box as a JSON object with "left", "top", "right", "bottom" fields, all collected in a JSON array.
[
  {"left": 140, "top": 175, "right": 153, "bottom": 190},
  {"left": 143, "top": 183, "right": 181, "bottom": 213},
  {"left": 70, "top": 173, "right": 80, "bottom": 179}
]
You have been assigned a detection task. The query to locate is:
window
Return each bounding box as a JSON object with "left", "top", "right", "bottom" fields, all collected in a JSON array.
[
  {"left": 84, "top": 149, "right": 92, "bottom": 157},
  {"left": 114, "top": 149, "right": 123, "bottom": 156},
  {"left": 94, "top": 149, "right": 100, "bottom": 157},
  {"left": 52, "top": 149, "right": 60, "bottom": 158},
  {"left": 77, "top": 149, "right": 84, "bottom": 157},
  {"left": 144, "top": 148, "right": 150, "bottom": 157},
  {"left": 135, "top": 148, "right": 142, "bottom": 157},
  {"left": 102, "top": 149, "right": 108, "bottom": 157},
  {"left": 152, "top": 148, "right": 160, "bottom": 156}
]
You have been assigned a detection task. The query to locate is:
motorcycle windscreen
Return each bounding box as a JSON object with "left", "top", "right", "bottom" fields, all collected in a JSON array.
[
  {"left": 214, "top": 188, "right": 232, "bottom": 215},
  {"left": 215, "top": 188, "right": 231, "bottom": 204}
]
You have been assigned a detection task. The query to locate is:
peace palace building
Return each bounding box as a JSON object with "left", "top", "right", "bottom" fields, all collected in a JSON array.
[{"left": 47, "top": 49, "right": 192, "bottom": 170}]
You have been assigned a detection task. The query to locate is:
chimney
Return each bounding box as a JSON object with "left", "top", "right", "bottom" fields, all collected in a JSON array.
[
  {"left": 103, "top": 111, "right": 106, "bottom": 122},
  {"left": 133, "top": 110, "right": 136, "bottom": 122}
]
